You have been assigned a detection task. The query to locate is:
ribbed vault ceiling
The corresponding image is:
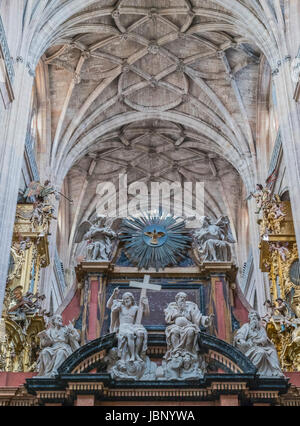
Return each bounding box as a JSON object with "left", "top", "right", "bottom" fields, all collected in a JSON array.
[{"left": 40, "top": 0, "right": 263, "bottom": 263}]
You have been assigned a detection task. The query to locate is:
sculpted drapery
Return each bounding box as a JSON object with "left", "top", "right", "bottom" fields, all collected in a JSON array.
[
  {"left": 164, "top": 292, "right": 212, "bottom": 359},
  {"left": 37, "top": 315, "right": 80, "bottom": 378},
  {"left": 107, "top": 288, "right": 149, "bottom": 363},
  {"left": 234, "top": 311, "right": 283, "bottom": 377},
  {"left": 194, "top": 216, "right": 235, "bottom": 262}
]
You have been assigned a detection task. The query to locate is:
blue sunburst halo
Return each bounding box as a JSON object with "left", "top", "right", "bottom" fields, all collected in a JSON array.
[{"left": 120, "top": 211, "right": 191, "bottom": 271}]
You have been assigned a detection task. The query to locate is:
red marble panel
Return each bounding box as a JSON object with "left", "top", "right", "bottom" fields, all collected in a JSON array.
[
  {"left": 88, "top": 279, "right": 99, "bottom": 341},
  {"left": 0, "top": 372, "right": 36, "bottom": 387},
  {"left": 62, "top": 289, "right": 81, "bottom": 325},
  {"left": 285, "top": 372, "right": 300, "bottom": 387},
  {"left": 215, "top": 281, "right": 226, "bottom": 341}
]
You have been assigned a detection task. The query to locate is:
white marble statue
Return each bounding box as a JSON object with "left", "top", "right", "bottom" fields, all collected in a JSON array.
[
  {"left": 107, "top": 288, "right": 149, "bottom": 361},
  {"left": 234, "top": 311, "right": 284, "bottom": 377},
  {"left": 164, "top": 292, "right": 213, "bottom": 359},
  {"left": 106, "top": 288, "right": 156, "bottom": 380},
  {"left": 37, "top": 315, "right": 80, "bottom": 378},
  {"left": 162, "top": 292, "right": 213, "bottom": 380},
  {"left": 194, "top": 215, "right": 235, "bottom": 262},
  {"left": 75, "top": 216, "right": 117, "bottom": 261}
]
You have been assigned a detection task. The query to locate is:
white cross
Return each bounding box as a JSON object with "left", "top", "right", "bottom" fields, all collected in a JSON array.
[{"left": 129, "top": 275, "right": 161, "bottom": 324}]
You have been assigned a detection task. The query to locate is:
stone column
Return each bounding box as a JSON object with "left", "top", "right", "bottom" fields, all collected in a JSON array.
[
  {"left": 247, "top": 197, "right": 267, "bottom": 315},
  {"left": 273, "top": 63, "right": 300, "bottom": 250},
  {"left": 0, "top": 61, "right": 33, "bottom": 316},
  {"left": 39, "top": 197, "right": 61, "bottom": 310}
]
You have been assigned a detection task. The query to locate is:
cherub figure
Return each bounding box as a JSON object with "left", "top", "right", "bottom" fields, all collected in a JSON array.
[
  {"left": 12, "top": 233, "right": 32, "bottom": 253},
  {"left": 274, "top": 298, "right": 290, "bottom": 332},
  {"left": 30, "top": 201, "right": 56, "bottom": 233},
  {"left": 272, "top": 199, "right": 286, "bottom": 219},
  {"left": 7, "top": 288, "right": 47, "bottom": 317},
  {"left": 31, "top": 201, "right": 44, "bottom": 228},
  {"left": 269, "top": 242, "right": 289, "bottom": 262},
  {"left": 266, "top": 202, "right": 286, "bottom": 233},
  {"left": 274, "top": 298, "right": 289, "bottom": 318},
  {"left": 250, "top": 184, "right": 271, "bottom": 214},
  {"left": 262, "top": 299, "right": 276, "bottom": 322}
]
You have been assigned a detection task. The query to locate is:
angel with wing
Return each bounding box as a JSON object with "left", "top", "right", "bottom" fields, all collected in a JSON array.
[
  {"left": 248, "top": 184, "right": 271, "bottom": 214},
  {"left": 75, "top": 216, "right": 118, "bottom": 261},
  {"left": 269, "top": 242, "right": 289, "bottom": 262},
  {"left": 23, "top": 180, "right": 56, "bottom": 202},
  {"left": 23, "top": 180, "right": 73, "bottom": 203},
  {"left": 193, "top": 215, "right": 235, "bottom": 262}
]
